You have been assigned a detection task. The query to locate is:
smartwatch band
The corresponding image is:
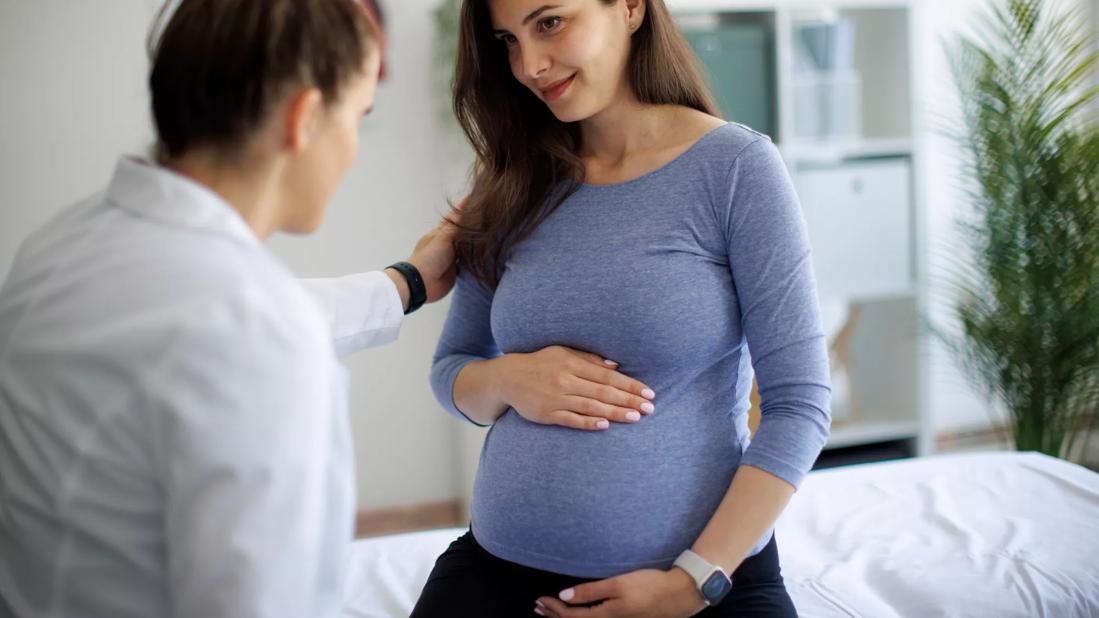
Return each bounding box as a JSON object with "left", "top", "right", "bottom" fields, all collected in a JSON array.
[{"left": 386, "top": 261, "right": 427, "bottom": 315}]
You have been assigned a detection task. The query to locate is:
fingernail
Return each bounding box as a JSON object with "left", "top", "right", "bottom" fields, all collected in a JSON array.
[
  {"left": 596, "top": 419, "right": 610, "bottom": 429},
  {"left": 536, "top": 600, "right": 545, "bottom": 609},
  {"left": 625, "top": 411, "right": 641, "bottom": 422},
  {"left": 603, "top": 359, "right": 618, "bottom": 366},
  {"left": 642, "top": 388, "right": 655, "bottom": 399},
  {"left": 560, "top": 588, "right": 576, "bottom": 602},
  {"left": 640, "top": 402, "right": 655, "bottom": 414},
  {"left": 534, "top": 607, "right": 545, "bottom": 616}
]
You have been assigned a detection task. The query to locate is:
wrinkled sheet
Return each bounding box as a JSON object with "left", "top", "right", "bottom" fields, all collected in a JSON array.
[{"left": 342, "top": 452, "right": 1099, "bottom": 617}]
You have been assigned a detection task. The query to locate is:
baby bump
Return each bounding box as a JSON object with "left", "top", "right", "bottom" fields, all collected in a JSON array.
[{"left": 469, "top": 407, "right": 743, "bottom": 577}]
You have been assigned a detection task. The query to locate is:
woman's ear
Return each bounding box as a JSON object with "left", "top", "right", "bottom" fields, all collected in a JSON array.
[
  {"left": 283, "top": 87, "right": 324, "bottom": 153},
  {"left": 624, "top": 0, "right": 646, "bottom": 32}
]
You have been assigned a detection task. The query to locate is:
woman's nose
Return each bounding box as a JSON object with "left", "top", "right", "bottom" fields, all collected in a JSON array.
[{"left": 519, "top": 45, "right": 550, "bottom": 82}]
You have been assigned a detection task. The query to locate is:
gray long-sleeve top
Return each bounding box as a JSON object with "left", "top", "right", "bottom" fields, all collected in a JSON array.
[{"left": 431, "top": 123, "right": 831, "bottom": 578}]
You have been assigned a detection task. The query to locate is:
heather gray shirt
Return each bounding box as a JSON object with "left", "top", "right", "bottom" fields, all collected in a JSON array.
[{"left": 431, "top": 123, "right": 831, "bottom": 578}]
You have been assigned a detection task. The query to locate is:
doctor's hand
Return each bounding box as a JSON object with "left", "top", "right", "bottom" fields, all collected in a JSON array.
[
  {"left": 404, "top": 198, "right": 465, "bottom": 304},
  {"left": 496, "top": 346, "right": 656, "bottom": 431},
  {"left": 536, "top": 568, "right": 705, "bottom": 618}
]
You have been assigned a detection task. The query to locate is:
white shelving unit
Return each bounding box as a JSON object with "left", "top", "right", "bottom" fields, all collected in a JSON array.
[{"left": 671, "top": 0, "right": 930, "bottom": 466}]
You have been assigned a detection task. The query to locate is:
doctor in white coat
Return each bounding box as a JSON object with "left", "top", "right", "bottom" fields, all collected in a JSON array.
[{"left": 0, "top": 1, "right": 454, "bottom": 616}]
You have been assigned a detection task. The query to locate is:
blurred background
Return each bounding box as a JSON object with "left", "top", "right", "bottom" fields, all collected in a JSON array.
[{"left": 1, "top": 0, "right": 1097, "bottom": 536}]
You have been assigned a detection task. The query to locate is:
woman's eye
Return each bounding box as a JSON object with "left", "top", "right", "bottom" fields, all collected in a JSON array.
[
  {"left": 538, "top": 16, "right": 561, "bottom": 33},
  {"left": 500, "top": 34, "right": 518, "bottom": 47}
]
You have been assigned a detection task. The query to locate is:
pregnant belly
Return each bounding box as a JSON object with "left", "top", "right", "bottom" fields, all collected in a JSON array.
[{"left": 469, "top": 407, "right": 743, "bottom": 578}]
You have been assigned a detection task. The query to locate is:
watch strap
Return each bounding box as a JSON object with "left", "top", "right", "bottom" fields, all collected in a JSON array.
[
  {"left": 673, "top": 549, "right": 731, "bottom": 606},
  {"left": 673, "top": 549, "right": 714, "bottom": 587},
  {"left": 386, "top": 261, "right": 427, "bottom": 315}
]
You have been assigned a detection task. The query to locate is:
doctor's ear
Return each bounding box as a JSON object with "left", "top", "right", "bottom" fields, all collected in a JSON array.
[{"left": 283, "top": 87, "right": 325, "bottom": 153}]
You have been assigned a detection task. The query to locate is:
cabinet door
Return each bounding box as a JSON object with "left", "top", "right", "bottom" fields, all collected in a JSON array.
[
  {"left": 682, "top": 24, "right": 775, "bottom": 138},
  {"left": 794, "top": 158, "right": 912, "bottom": 301}
]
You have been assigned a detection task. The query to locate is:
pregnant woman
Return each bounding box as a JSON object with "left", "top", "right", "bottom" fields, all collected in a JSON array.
[{"left": 413, "top": 0, "right": 831, "bottom": 616}]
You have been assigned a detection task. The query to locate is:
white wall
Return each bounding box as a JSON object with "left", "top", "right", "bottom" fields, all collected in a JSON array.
[
  {"left": 0, "top": 0, "right": 463, "bottom": 511},
  {"left": 0, "top": 1, "right": 160, "bottom": 271}
]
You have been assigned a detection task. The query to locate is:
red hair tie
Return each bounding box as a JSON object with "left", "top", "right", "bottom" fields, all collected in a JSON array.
[{"left": 359, "top": 0, "right": 388, "bottom": 81}]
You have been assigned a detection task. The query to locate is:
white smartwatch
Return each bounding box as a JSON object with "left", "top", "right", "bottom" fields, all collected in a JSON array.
[{"left": 673, "top": 549, "right": 733, "bottom": 606}]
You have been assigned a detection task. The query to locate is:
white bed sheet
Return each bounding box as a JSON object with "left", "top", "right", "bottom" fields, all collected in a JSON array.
[{"left": 342, "top": 452, "right": 1099, "bottom": 617}]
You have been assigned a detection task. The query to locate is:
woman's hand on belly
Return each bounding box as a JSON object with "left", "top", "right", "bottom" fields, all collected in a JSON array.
[
  {"left": 535, "top": 568, "right": 705, "bottom": 618},
  {"left": 498, "top": 345, "right": 656, "bottom": 431}
]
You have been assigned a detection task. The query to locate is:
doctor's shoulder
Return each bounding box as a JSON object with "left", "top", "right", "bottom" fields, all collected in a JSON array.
[{"left": 157, "top": 241, "right": 331, "bottom": 358}]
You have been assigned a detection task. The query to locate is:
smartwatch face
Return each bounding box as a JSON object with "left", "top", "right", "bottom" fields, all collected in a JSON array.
[{"left": 701, "top": 571, "right": 732, "bottom": 604}]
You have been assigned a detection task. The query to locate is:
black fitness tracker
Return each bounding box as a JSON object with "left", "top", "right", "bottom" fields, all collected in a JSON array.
[{"left": 386, "top": 261, "right": 427, "bottom": 315}]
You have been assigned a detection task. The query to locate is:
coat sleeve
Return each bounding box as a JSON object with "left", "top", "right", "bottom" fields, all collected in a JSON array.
[{"left": 299, "top": 271, "right": 404, "bottom": 357}]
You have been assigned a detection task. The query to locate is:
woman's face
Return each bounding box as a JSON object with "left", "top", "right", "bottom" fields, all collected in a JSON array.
[{"left": 488, "top": 0, "right": 637, "bottom": 123}]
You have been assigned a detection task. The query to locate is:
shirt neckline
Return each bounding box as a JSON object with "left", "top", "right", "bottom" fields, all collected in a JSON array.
[{"left": 578, "top": 122, "right": 732, "bottom": 190}]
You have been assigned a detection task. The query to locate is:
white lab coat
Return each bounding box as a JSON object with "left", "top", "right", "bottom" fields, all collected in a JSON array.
[{"left": 0, "top": 158, "right": 404, "bottom": 617}]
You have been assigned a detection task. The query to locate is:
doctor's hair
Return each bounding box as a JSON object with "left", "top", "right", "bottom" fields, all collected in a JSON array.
[{"left": 147, "top": 0, "right": 378, "bottom": 161}]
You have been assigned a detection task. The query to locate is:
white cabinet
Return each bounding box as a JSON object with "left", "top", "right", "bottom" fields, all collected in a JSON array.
[{"left": 795, "top": 158, "right": 912, "bottom": 301}]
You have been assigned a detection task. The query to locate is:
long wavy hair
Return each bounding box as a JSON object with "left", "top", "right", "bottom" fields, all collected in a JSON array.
[{"left": 451, "top": 0, "right": 719, "bottom": 288}]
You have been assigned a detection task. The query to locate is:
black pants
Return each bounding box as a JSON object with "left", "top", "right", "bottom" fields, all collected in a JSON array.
[{"left": 410, "top": 530, "right": 797, "bottom": 617}]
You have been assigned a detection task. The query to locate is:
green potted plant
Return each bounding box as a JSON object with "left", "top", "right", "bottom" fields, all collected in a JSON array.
[
  {"left": 943, "top": 0, "right": 1099, "bottom": 463},
  {"left": 432, "top": 0, "right": 461, "bottom": 129}
]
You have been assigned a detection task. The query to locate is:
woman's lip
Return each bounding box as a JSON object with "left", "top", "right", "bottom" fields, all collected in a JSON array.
[{"left": 541, "top": 74, "right": 576, "bottom": 102}]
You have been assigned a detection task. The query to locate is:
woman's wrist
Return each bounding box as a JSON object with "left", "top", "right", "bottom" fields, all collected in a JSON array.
[
  {"left": 487, "top": 353, "right": 520, "bottom": 410},
  {"left": 453, "top": 355, "right": 517, "bottom": 426},
  {"left": 666, "top": 567, "right": 707, "bottom": 615}
]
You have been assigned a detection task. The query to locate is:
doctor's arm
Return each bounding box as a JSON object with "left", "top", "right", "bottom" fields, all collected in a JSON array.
[{"left": 300, "top": 213, "right": 459, "bottom": 357}]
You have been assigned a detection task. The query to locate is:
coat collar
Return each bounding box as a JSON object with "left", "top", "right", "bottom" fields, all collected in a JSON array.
[{"left": 105, "top": 157, "right": 260, "bottom": 248}]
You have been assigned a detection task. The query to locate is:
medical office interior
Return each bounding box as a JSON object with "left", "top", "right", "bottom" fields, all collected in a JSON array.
[{"left": 2, "top": 0, "right": 1099, "bottom": 616}]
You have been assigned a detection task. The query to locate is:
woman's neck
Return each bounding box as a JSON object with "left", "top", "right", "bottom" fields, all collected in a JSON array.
[
  {"left": 163, "top": 149, "right": 283, "bottom": 240},
  {"left": 578, "top": 95, "right": 679, "bottom": 165}
]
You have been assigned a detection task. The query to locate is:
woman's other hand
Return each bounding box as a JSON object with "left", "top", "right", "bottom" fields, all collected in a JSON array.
[{"left": 536, "top": 568, "right": 705, "bottom": 618}]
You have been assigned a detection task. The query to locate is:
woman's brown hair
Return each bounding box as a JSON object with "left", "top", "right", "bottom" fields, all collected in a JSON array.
[
  {"left": 452, "top": 0, "right": 719, "bottom": 289},
  {"left": 147, "top": 0, "right": 377, "bottom": 161}
]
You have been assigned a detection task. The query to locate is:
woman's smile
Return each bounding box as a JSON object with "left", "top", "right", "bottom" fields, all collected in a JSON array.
[{"left": 540, "top": 73, "right": 577, "bottom": 102}]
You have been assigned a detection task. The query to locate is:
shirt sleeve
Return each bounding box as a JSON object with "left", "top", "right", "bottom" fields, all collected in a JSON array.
[
  {"left": 429, "top": 268, "right": 501, "bottom": 426},
  {"left": 723, "top": 138, "right": 832, "bottom": 489},
  {"left": 299, "top": 271, "right": 404, "bottom": 357},
  {"left": 154, "top": 288, "right": 346, "bottom": 618}
]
